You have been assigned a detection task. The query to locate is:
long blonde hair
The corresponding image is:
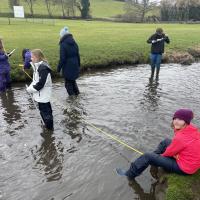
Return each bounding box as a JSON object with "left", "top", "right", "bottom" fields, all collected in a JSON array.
[
  {"left": 0, "top": 38, "right": 5, "bottom": 53},
  {"left": 31, "top": 49, "right": 48, "bottom": 62}
]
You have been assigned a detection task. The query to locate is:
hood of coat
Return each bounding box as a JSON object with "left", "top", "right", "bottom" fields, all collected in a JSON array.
[
  {"left": 30, "top": 61, "right": 51, "bottom": 72},
  {"left": 59, "top": 34, "right": 75, "bottom": 45}
]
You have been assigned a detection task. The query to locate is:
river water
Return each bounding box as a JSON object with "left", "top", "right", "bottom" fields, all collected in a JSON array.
[{"left": 0, "top": 63, "right": 200, "bottom": 200}]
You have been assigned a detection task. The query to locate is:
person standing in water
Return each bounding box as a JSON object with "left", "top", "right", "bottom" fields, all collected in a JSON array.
[
  {"left": 0, "top": 38, "right": 12, "bottom": 92},
  {"left": 116, "top": 109, "right": 200, "bottom": 180},
  {"left": 22, "top": 48, "right": 31, "bottom": 69},
  {"left": 26, "top": 49, "right": 54, "bottom": 130},
  {"left": 147, "top": 28, "right": 170, "bottom": 79},
  {"left": 57, "top": 26, "right": 80, "bottom": 96}
]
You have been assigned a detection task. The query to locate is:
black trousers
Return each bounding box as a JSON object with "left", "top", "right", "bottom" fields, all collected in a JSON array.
[
  {"left": 38, "top": 102, "right": 53, "bottom": 130},
  {"left": 65, "top": 79, "right": 80, "bottom": 96}
]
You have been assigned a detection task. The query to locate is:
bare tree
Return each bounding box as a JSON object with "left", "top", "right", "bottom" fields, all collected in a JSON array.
[
  {"left": 60, "top": 0, "right": 66, "bottom": 17},
  {"left": 59, "top": 0, "right": 77, "bottom": 17},
  {"left": 44, "top": 0, "right": 57, "bottom": 17},
  {"left": 24, "top": 0, "right": 36, "bottom": 16},
  {"left": 160, "top": 0, "right": 200, "bottom": 21},
  {"left": 76, "top": 0, "right": 90, "bottom": 18},
  {"left": 8, "top": 0, "right": 20, "bottom": 9},
  {"left": 124, "top": 0, "right": 158, "bottom": 22}
]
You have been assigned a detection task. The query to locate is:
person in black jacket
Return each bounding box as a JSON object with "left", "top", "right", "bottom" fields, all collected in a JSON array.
[
  {"left": 57, "top": 26, "right": 80, "bottom": 96},
  {"left": 147, "top": 28, "right": 170, "bottom": 79}
]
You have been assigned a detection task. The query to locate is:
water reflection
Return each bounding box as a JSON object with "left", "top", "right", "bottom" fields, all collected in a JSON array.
[
  {"left": 0, "top": 90, "right": 22, "bottom": 134},
  {"left": 32, "top": 131, "right": 64, "bottom": 182},
  {"left": 141, "top": 79, "right": 160, "bottom": 110},
  {"left": 2, "top": 64, "right": 200, "bottom": 200},
  {"left": 129, "top": 180, "right": 156, "bottom": 200},
  {"left": 0, "top": 89, "right": 21, "bottom": 124},
  {"left": 63, "top": 97, "right": 86, "bottom": 144}
]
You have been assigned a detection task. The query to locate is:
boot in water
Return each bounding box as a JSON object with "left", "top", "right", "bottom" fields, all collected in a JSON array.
[
  {"left": 150, "top": 66, "right": 155, "bottom": 80},
  {"left": 116, "top": 168, "right": 127, "bottom": 176},
  {"left": 156, "top": 68, "right": 160, "bottom": 80}
]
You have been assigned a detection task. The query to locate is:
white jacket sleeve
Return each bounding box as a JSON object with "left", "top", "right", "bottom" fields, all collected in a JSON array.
[{"left": 26, "top": 84, "right": 38, "bottom": 93}]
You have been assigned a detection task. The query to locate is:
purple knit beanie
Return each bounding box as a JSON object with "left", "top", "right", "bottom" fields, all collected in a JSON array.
[{"left": 173, "top": 109, "right": 194, "bottom": 124}]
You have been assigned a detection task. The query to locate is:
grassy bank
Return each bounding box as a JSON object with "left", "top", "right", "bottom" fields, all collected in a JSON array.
[
  {"left": 165, "top": 171, "right": 200, "bottom": 200},
  {"left": 0, "top": 19, "right": 200, "bottom": 81}
]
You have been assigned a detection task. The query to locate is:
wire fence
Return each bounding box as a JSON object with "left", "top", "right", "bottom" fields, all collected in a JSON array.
[{"left": 0, "top": 17, "right": 56, "bottom": 25}]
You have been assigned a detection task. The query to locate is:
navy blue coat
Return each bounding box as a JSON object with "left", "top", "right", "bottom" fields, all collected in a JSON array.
[
  {"left": 57, "top": 34, "right": 80, "bottom": 80},
  {"left": 0, "top": 51, "right": 10, "bottom": 73}
]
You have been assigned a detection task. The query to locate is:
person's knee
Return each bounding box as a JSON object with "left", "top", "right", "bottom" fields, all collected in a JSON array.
[
  {"left": 143, "top": 153, "right": 154, "bottom": 161},
  {"left": 155, "top": 63, "right": 161, "bottom": 68},
  {"left": 144, "top": 153, "right": 159, "bottom": 163},
  {"left": 162, "top": 138, "right": 172, "bottom": 146},
  {"left": 144, "top": 152, "right": 154, "bottom": 158}
]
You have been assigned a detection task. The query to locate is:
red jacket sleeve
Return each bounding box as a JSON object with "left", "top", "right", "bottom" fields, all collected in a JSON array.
[{"left": 162, "top": 137, "right": 185, "bottom": 157}]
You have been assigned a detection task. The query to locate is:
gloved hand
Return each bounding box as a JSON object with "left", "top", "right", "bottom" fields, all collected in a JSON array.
[
  {"left": 7, "top": 53, "right": 11, "bottom": 57},
  {"left": 152, "top": 40, "right": 156, "bottom": 44},
  {"left": 57, "top": 68, "right": 62, "bottom": 75},
  {"left": 26, "top": 87, "right": 31, "bottom": 93},
  {"left": 6, "top": 51, "right": 14, "bottom": 57},
  {"left": 26, "top": 84, "right": 37, "bottom": 93},
  {"left": 26, "top": 84, "right": 30, "bottom": 93}
]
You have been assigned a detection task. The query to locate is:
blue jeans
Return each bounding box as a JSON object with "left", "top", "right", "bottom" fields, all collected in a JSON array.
[
  {"left": 126, "top": 138, "right": 186, "bottom": 179},
  {"left": 150, "top": 53, "right": 162, "bottom": 71}
]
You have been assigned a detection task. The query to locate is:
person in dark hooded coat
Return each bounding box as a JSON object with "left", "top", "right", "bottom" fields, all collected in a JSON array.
[
  {"left": 57, "top": 26, "right": 80, "bottom": 96},
  {"left": 0, "top": 38, "right": 11, "bottom": 92},
  {"left": 22, "top": 48, "right": 31, "bottom": 69}
]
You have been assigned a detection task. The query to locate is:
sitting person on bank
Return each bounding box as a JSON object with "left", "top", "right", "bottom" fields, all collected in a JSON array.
[{"left": 116, "top": 109, "right": 200, "bottom": 180}]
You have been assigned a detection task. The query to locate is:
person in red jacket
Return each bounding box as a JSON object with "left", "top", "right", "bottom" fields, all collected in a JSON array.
[{"left": 116, "top": 109, "right": 200, "bottom": 180}]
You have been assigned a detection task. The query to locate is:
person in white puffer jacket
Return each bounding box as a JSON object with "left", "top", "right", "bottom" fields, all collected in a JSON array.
[{"left": 26, "top": 49, "right": 53, "bottom": 130}]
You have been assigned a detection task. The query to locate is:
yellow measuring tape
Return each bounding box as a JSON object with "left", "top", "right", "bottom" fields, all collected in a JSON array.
[
  {"left": 19, "top": 64, "right": 33, "bottom": 80},
  {"left": 19, "top": 63, "right": 143, "bottom": 155},
  {"left": 83, "top": 120, "right": 144, "bottom": 155}
]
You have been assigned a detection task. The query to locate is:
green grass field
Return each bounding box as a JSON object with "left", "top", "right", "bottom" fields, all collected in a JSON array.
[
  {"left": 0, "top": 0, "right": 125, "bottom": 18},
  {"left": 90, "top": 0, "right": 124, "bottom": 18},
  {"left": 0, "top": 19, "right": 200, "bottom": 81}
]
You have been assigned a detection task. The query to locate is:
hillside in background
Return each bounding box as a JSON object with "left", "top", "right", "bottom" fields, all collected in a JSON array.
[
  {"left": 0, "top": 0, "right": 125, "bottom": 19},
  {"left": 90, "top": 0, "right": 124, "bottom": 18}
]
